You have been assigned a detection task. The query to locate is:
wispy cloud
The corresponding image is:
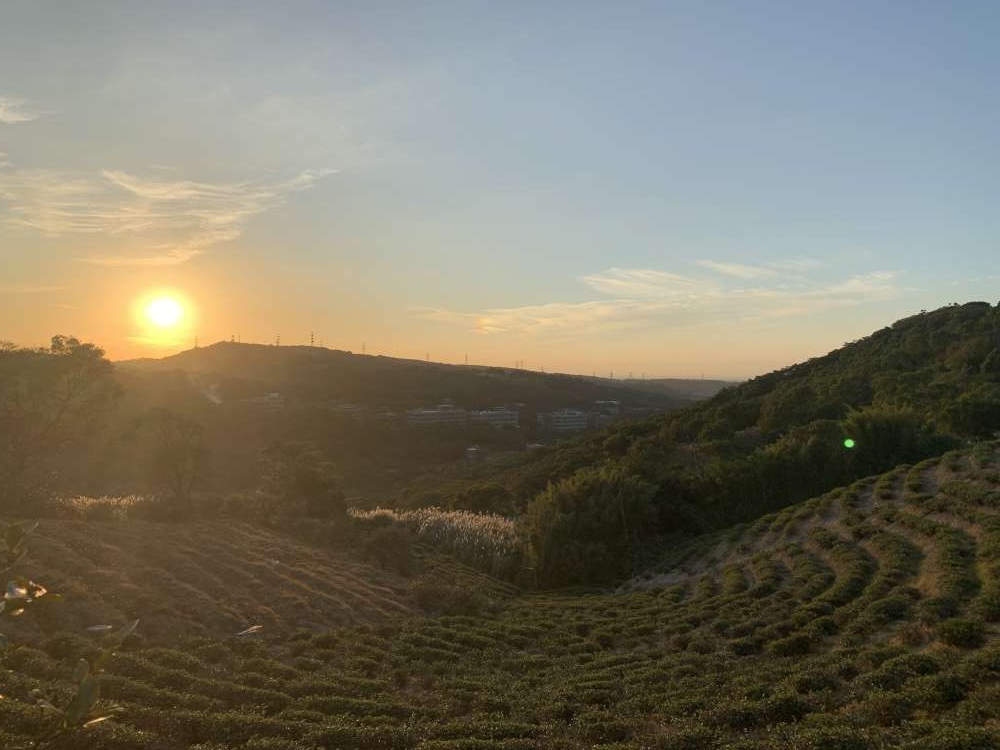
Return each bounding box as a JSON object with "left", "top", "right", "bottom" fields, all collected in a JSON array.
[
  {"left": 580, "top": 268, "right": 702, "bottom": 298},
  {"left": 0, "top": 166, "right": 335, "bottom": 265},
  {"left": 418, "top": 263, "right": 905, "bottom": 337},
  {"left": 0, "top": 97, "right": 39, "bottom": 124},
  {"left": 765, "top": 257, "right": 828, "bottom": 273},
  {"left": 417, "top": 300, "right": 649, "bottom": 335},
  {"left": 949, "top": 274, "right": 1000, "bottom": 286},
  {"left": 0, "top": 284, "right": 64, "bottom": 294},
  {"left": 695, "top": 259, "right": 777, "bottom": 279}
]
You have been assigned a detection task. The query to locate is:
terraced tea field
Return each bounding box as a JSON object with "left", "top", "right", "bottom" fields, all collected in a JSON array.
[
  {"left": 3, "top": 446, "right": 1000, "bottom": 748},
  {"left": 2, "top": 520, "right": 413, "bottom": 643}
]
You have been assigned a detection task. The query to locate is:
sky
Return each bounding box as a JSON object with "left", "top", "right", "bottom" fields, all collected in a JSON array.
[{"left": 1, "top": 1, "right": 999, "bottom": 379}]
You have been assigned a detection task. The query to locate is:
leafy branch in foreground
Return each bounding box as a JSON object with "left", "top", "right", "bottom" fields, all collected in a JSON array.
[
  {"left": 31, "top": 618, "right": 139, "bottom": 733},
  {"left": 1, "top": 521, "right": 57, "bottom": 649},
  {"left": 1, "top": 520, "right": 139, "bottom": 739}
]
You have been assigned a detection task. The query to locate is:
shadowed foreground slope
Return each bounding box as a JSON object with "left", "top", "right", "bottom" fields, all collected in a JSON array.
[{"left": 3, "top": 520, "right": 411, "bottom": 644}]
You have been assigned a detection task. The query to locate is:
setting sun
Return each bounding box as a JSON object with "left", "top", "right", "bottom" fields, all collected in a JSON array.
[
  {"left": 132, "top": 290, "right": 194, "bottom": 346},
  {"left": 145, "top": 296, "right": 184, "bottom": 328}
]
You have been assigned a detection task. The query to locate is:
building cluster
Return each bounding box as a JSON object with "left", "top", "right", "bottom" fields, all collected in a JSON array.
[
  {"left": 536, "top": 400, "right": 621, "bottom": 432},
  {"left": 242, "top": 392, "right": 286, "bottom": 412},
  {"left": 407, "top": 402, "right": 521, "bottom": 429},
  {"left": 405, "top": 399, "right": 622, "bottom": 432},
  {"left": 241, "top": 393, "right": 639, "bottom": 434}
]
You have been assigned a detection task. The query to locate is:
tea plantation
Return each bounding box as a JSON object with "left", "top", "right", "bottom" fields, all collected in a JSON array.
[{"left": 3, "top": 446, "right": 1000, "bottom": 748}]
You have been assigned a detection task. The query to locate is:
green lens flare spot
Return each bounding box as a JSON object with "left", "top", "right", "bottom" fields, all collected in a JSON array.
[{"left": 843, "top": 439, "right": 856, "bottom": 449}]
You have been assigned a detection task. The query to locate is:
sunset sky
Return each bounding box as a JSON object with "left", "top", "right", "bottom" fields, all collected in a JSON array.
[{"left": 2, "top": 2, "right": 999, "bottom": 378}]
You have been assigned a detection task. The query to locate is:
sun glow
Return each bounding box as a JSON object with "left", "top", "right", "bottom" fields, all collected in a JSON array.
[
  {"left": 131, "top": 289, "right": 195, "bottom": 350},
  {"left": 145, "top": 296, "right": 184, "bottom": 328}
]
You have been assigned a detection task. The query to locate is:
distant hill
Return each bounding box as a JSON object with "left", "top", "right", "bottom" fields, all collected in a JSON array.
[
  {"left": 117, "top": 342, "right": 696, "bottom": 412},
  {"left": 587, "top": 375, "right": 739, "bottom": 401}
]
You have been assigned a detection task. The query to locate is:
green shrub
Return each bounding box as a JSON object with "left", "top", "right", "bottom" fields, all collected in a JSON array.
[
  {"left": 918, "top": 596, "right": 960, "bottom": 623},
  {"left": 938, "top": 618, "right": 986, "bottom": 648},
  {"left": 363, "top": 525, "right": 414, "bottom": 575},
  {"left": 901, "top": 724, "right": 1000, "bottom": 749},
  {"left": 768, "top": 632, "right": 815, "bottom": 657}
]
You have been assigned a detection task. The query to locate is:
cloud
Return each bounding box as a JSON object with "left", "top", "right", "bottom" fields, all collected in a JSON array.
[
  {"left": 475, "top": 300, "right": 646, "bottom": 335},
  {"left": 949, "top": 274, "right": 1000, "bottom": 286},
  {"left": 765, "top": 257, "right": 828, "bottom": 273},
  {"left": 0, "top": 166, "right": 335, "bottom": 265},
  {"left": 418, "top": 266, "right": 905, "bottom": 337},
  {"left": 696, "top": 260, "right": 777, "bottom": 279},
  {"left": 0, "top": 284, "right": 64, "bottom": 294},
  {"left": 416, "top": 300, "right": 652, "bottom": 336},
  {"left": 0, "top": 97, "right": 39, "bottom": 124},
  {"left": 0, "top": 153, "right": 10, "bottom": 167},
  {"left": 580, "top": 268, "right": 703, "bottom": 298}
]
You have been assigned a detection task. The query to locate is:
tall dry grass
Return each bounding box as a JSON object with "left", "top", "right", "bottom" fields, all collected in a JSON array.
[
  {"left": 55, "top": 495, "right": 155, "bottom": 521},
  {"left": 351, "top": 507, "right": 524, "bottom": 578}
]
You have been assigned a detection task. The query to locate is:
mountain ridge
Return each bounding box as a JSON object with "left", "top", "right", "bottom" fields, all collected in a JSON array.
[{"left": 115, "top": 340, "right": 721, "bottom": 412}]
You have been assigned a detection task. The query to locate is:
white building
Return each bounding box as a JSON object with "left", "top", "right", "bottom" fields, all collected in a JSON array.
[
  {"left": 468, "top": 407, "right": 520, "bottom": 429},
  {"left": 329, "top": 403, "right": 367, "bottom": 419},
  {"left": 407, "top": 403, "right": 468, "bottom": 426},
  {"left": 593, "top": 400, "right": 622, "bottom": 429},
  {"left": 244, "top": 392, "right": 285, "bottom": 411},
  {"left": 541, "top": 408, "right": 589, "bottom": 431},
  {"left": 594, "top": 400, "right": 621, "bottom": 416}
]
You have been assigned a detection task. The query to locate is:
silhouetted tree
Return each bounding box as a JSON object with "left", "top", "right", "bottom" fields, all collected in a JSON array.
[
  {"left": 259, "top": 440, "right": 345, "bottom": 518},
  {"left": 140, "top": 407, "right": 210, "bottom": 513},
  {"left": 0, "top": 336, "right": 118, "bottom": 514}
]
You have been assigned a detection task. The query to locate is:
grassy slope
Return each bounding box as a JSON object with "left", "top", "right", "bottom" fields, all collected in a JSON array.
[{"left": 4, "top": 445, "right": 1000, "bottom": 748}]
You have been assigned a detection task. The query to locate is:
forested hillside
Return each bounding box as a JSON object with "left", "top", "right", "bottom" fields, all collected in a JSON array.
[{"left": 477, "top": 302, "right": 1000, "bottom": 584}]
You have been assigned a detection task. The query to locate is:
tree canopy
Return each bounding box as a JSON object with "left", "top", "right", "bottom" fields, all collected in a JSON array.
[{"left": 0, "top": 336, "right": 118, "bottom": 514}]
